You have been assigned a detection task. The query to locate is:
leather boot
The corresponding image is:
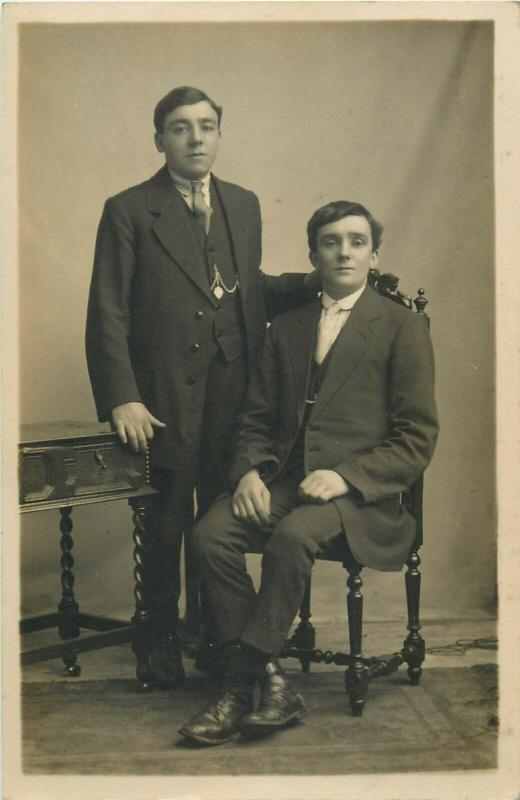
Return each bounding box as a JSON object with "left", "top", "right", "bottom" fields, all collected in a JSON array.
[
  {"left": 147, "top": 632, "right": 185, "bottom": 689},
  {"left": 178, "top": 675, "right": 255, "bottom": 745},
  {"left": 240, "top": 660, "right": 307, "bottom": 737}
]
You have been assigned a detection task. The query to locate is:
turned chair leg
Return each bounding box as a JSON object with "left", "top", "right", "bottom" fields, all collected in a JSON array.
[
  {"left": 285, "top": 577, "right": 315, "bottom": 672},
  {"left": 281, "top": 576, "right": 316, "bottom": 672},
  {"left": 297, "top": 579, "right": 314, "bottom": 673},
  {"left": 403, "top": 549, "right": 425, "bottom": 686},
  {"left": 344, "top": 561, "right": 368, "bottom": 716}
]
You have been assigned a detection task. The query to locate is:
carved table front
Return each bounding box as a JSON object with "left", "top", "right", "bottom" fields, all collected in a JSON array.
[{"left": 19, "top": 421, "right": 159, "bottom": 690}]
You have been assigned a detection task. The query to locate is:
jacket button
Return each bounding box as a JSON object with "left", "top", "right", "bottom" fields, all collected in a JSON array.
[
  {"left": 191, "top": 343, "right": 200, "bottom": 353},
  {"left": 195, "top": 310, "right": 204, "bottom": 320},
  {"left": 186, "top": 377, "right": 195, "bottom": 385}
]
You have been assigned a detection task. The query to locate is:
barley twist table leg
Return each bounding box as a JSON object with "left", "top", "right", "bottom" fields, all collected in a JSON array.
[
  {"left": 129, "top": 496, "right": 154, "bottom": 692},
  {"left": 57, "top": 507, "right": 81, "bottom": 676}
]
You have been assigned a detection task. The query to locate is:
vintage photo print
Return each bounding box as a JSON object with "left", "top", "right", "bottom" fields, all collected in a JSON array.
[{"left": 2, "top": 2, "right": 519, "bottom": 799}]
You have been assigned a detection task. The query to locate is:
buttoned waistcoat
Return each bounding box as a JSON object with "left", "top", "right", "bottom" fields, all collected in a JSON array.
[{"left": 85, "top": 165, "right": 308, "bottom": 471}]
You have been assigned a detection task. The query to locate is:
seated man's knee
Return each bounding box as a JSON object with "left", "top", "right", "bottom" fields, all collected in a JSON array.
[
  {"left": 190, "top": 496, "right": 233, "bottom": 563},
  {"left": 266, "top": 516, "right": 314, "bottom": 561}
]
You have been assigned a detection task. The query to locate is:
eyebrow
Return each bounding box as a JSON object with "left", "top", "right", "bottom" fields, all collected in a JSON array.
[
  {"left": 168, "top": 117, "right": 217, "bottom": 126},
  {"left": 320, "top": 232, "right": 369, "bottom": 240}
]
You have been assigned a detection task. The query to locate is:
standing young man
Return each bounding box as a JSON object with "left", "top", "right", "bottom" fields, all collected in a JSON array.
[
  {"left": 86, "top": 86, "right": 315, "bottom": 688},
  {"left": 178, "top": 200, "right": 438, "bottom": 745}
]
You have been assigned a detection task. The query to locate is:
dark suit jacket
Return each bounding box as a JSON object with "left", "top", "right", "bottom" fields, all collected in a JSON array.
[
  {"left": 229, "top": 286, "right": 439, "bottom": 571},
  {"left": 86, "top": 165, "right": 309, "bottom": 471}
]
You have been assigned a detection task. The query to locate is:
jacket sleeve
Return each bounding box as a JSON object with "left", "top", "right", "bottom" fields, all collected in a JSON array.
[
  {"left": 249, "top": 194, "right": 317, "bottom": 320},
  {"left": 261, "top": 272, "right": 317, "bottom": 321},
  {"left": 85, "top": 196, "right": 142, "bottom": 422},
  {"left": 334, "top": 312, "right": 439, "bottom": 504},
  {"left": 229, "top": 325, "right": 280, "bottom": 486}
]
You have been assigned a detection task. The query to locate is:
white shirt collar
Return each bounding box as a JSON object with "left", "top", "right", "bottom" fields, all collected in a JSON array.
[
  {"left": 167, "top": 168, "right": 211, "bottom": 197},
  {"left": 321, "top": 281, "right": 367, "bottom": 312}
]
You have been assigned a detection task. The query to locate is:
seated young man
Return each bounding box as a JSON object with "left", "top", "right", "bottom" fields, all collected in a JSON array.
[{"left": 178, "top": 200, "right": 439, "bottom": 746}]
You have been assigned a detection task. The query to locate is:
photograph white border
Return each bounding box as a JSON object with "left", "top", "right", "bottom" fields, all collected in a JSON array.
[{"left": 2, "top": 3, "right": 519, "bottom": 799}]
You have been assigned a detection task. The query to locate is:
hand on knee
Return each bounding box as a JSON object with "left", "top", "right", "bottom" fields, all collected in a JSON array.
[
  {"left": 298, "top": 470, "right": 349, "bottom": 503},
  {"left": 232, "top": 470, "right": 272, "bottom": 527}
]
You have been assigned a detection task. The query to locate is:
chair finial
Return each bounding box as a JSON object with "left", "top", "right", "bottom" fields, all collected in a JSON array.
[{"left": 413, "top": 288, "right": 429, "bottom": 315}]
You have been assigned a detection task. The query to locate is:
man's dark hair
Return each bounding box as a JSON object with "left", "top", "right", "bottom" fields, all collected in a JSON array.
[
  {"left": 154, "top": 86, "right": 223, "bottom": 133},
  {"left": 307, "top": 201, "right": 383, "bottom": 253}
]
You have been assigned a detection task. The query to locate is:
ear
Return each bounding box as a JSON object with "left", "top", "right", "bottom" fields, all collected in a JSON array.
[
  {"left": 154, "top": 131, "right": 164, "bottom": 154},
  {"left": 370, "top": 249, "right": 380, "bottom": 268},
  {"left": 309, "top": 251, "right": 318, "bottom": 270}
]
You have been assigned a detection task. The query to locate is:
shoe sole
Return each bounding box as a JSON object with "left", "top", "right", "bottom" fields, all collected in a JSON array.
[
  {"left": 240, "top": 706, "right": 308, "bottom": 737},
  {"left": 177, "top": 727, "right": 233, "bottom": 746}
]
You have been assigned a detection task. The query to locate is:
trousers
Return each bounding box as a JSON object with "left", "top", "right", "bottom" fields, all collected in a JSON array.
[
  {"left": 147, "top": 348, "right": 248, "bottom": 634},
  {"left": 191, "top": 473, "right": 348, "bottom": 656}
]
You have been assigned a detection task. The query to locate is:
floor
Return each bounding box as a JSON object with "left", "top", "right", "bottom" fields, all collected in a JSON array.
[
  {"left": 22, "top": 611, "right": 497, "bottom": 684},
  {"left": 18, "top": 595, "right": 499, "bottom": 785}
]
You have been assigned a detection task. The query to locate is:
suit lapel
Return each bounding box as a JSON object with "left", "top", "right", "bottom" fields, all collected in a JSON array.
[
  {"left": 211, "top": 177, "right": 250, "bottom": 298},
  {"left": 147, "top": 166, "right": 216, "bottom": 304},
  {"left": 308, "top": 287, "right": 384, "bottom": 423},
  {"left": 289, "top": 299, "right": 322, "bottom": 426}
]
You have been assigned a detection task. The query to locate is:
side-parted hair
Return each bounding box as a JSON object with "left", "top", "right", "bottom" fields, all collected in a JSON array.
[
  {"left": 154, "top": 86, "right": 223, "bottom": 133},
  {"left": 307, "top": 201, "right": 383, "bottom": 253}
]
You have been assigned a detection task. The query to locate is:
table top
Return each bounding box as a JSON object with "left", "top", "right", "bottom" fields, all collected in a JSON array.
[
  {"left": 18, "top": 420, "right": 158, "bottom": 511},
  {"left": 20, "top": 485, "right": 158, "bottom": 513},
  {"left": 20, "top": 421, "right": 115, "bottom": 446}
]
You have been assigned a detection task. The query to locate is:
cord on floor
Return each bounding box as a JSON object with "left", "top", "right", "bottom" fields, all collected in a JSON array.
[{"left": 426, "top": 637, "right": 498, "bottom": 656}]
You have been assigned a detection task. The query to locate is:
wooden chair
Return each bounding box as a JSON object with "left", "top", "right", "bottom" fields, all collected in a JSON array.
[{"left": 277, "top": 268, "right": 430, "bottom": 716}]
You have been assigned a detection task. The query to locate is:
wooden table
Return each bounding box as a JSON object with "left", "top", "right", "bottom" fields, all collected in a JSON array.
[{"left": 19, "top": 421, "right": 159, "bottom": 690}]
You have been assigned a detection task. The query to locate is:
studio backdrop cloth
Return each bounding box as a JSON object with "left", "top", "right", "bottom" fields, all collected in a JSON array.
[{"left": 19, "top": 22, "right": 494, "bottom": 616}]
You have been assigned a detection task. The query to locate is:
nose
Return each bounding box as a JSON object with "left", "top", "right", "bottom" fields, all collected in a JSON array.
[
  {"left": 189, "top": 125, "right": 203, "bottom": 145},
  {"left": 339, "top": 239, "right": 351, "bottom": 259}
]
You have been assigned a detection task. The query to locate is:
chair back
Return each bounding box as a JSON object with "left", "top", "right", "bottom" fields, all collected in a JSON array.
[{"left": 368, "top": 269, "right": 430, "bottom": 550}]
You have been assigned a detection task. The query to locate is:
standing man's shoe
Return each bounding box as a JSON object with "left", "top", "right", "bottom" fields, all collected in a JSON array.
[
  {"left": 178, "top": 676, "right": 255, "bottom": 745},
  {"left": 147, "top": 632, "right": 185, "bottom": 689},
  {"left": 240, "top": 661, "right": 307, "bottom": 737}
]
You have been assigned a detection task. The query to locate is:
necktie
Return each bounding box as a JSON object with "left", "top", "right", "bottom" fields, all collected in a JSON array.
[
  {"left": 314, "top": 302, "right": 347, "bottom": 365},
  {"left": 191, "top": 181, "right": 213, "bottom": 234}
]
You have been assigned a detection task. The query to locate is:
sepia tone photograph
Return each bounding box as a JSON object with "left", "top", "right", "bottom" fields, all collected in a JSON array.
[{"left": 2, "top": 2, "right": 519, "bottom": 799}]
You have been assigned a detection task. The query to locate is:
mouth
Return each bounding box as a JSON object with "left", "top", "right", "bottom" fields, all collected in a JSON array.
[{"left": 188, "top": 153, "right": 207, "bottom": 158}]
